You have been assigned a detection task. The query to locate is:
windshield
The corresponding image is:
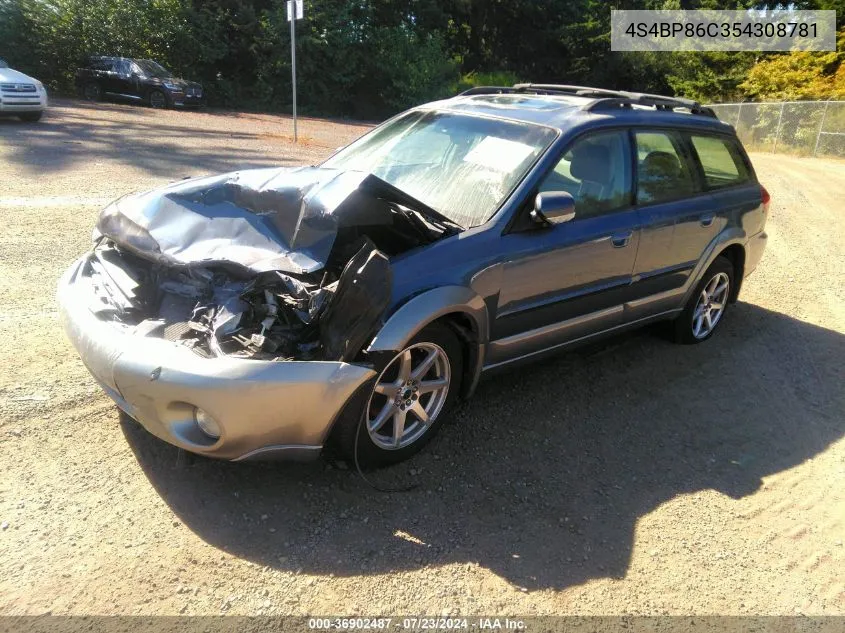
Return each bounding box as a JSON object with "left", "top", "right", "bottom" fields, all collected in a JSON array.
[
  {"left": 135, "top": 60, "right": 173, "bottom": 79},
  {"left": 0, "top": 59, "right": 8, "bottom": 68},
  {"left": 322, "top": 111, "right": 557, "bottom": 228}
]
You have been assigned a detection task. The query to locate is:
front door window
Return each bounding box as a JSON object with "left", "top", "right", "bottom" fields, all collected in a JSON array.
[{"left": 538, "top": 130, "right": 632, "bottom": 219}]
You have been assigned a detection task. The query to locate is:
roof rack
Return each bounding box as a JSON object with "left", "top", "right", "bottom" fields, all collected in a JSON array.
[
  {"left": 458, "top": 83, "right": 717, "bottom": 118},
  {"left": 458, "top": 86, "right": 517, "bottom": 96},
  {"left": 459, "top": 84, "right": 622, "bottom": 98},
  {"left": 513, "top": 83, "right": 626, "bottom": 98},
  {"left": 584, "top": 92, "right": 717, "bottom": 118}
]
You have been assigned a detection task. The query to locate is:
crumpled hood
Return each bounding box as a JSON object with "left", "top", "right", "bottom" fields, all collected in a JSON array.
[
  {"left": 89, "top": 166, "right": 440, "bottom": 363},
  {"left": 95, "top": 166, "right": 450, "bottom": 275}
]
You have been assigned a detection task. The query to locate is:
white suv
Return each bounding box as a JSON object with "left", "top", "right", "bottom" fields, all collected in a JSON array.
[{"left": 0, "top": 58, "right": 48, "bottom": 122}]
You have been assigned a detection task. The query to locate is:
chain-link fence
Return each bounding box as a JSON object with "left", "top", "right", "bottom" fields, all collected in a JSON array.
[{"left": 708, "top": 100, "right": 845, "bottom": 158}]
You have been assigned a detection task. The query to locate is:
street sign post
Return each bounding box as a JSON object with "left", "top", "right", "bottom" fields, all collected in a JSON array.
[{"left": 286, "top": 0, "right": 304, "bottom": 142}]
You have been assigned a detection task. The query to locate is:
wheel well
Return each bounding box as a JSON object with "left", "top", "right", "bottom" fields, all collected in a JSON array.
[
  {"left": 327, "top": 310, "right": 481, "bottom": 452},
  {"left": 717, "top": 244, "right": 746, "bottom": 302},
  {"left": 148, "top": 88, "right": 168, "bottom": 102},
  {"left": 433, "top": 312, "right": 481, "bottom": 399}
]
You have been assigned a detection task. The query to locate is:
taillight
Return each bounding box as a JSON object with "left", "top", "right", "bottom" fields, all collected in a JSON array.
[{"left": 760, "top": 184, "right": 771, "bottom": 212}]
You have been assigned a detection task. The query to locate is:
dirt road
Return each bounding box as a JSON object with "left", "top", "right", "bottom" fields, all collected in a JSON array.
[{"left": 1, "top": 100, "right": 843, "bottom": 616}]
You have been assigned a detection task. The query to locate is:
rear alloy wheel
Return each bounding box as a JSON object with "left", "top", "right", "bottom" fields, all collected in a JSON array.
[
  {"left": 149, "top": 90, "right": 168, "bottom": 109},
  {"left": 331, "top": 322, "right": 463, "bottom": 468},
  {"left": 691, "top": 272, "right": 730, "bottom": 339},
  {"left": 83, "top": 82, "right": 101, "bottom": 101},
  {"left": 672, "top": 256, "right": 734, "bottom": 344}
]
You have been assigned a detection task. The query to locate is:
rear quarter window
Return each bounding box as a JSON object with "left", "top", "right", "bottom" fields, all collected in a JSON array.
[{"left": 689, "top": 135, "right": 751, "bottom": 189}]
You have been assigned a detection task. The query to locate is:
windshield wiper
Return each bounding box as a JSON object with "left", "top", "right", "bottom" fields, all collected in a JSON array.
[{"left": 396, "top": 205, "right": 460, "bottom": 239}]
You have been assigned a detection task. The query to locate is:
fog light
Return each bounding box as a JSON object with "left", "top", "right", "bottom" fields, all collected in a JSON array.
[{"left": 194, "top": 408, "right": 220, "bottom": 439}]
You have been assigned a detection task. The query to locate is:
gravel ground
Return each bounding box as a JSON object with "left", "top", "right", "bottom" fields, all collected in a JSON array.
[{"left": 0, "top": 100, "right": 843, "bottom": 616}]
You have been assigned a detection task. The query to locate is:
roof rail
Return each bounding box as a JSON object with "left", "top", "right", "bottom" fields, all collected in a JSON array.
[
  {"left": 459, "top": 84, "right": 622, "bottom": 98},
  {"left": 512, "top": 83, "right": 626, "bottom": 98},
  {"left": 458, "top": 86, "right": 518, "bottom": 96},
  {"left": 583, "top": 92, "right": 718, "bottom": 118},
  {"left": 457, "top": 83, "right": 718, "bottom": 118}
]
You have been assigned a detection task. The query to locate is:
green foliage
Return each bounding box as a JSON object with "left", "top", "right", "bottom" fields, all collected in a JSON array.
[
  {"left": 0, "top": 0, "right": 840, "bottom": 118},
  {"left": 246, "top": 0, "right": 458, "bottom": 118},
  {"left": 739, "top": 29, "right": 845, "bottom": 101},
  {"left": 455, "top": 71, "right": 525, "bottom": 93},
  {"left": 666, "top": 52, "right": 757, "bottom": 102},
  {"left": 0, "top": 0, "right": 188, "bottom": 89},
  {"left": 360, "top": 28, "right": 457, "bottom": 117}
]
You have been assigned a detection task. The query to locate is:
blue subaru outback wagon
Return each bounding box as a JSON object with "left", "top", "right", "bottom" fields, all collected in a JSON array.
[{"left": 58, "top": 84, "right": 769, "bottom": 467}]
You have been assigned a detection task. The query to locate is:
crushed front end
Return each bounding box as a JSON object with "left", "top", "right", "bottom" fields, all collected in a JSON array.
[{"left": 57, "top": 166, "right": 459, "bottom": 460}]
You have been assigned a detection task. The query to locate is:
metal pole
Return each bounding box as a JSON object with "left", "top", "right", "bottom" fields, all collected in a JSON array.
[
  {"left": 290, "top": 2, "right": 297, "bottom": 143},
  {"left": 734, "top": 102, "right": 743, "bottom": 128},
  {"left": 772, "top": 101, "right": 785, "bottom": 154},
  {"left": 813, "top": 100, "right": 830, "bottom": 157}
]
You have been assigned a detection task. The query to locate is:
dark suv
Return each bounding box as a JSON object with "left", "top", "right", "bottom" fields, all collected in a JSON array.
[
  {"left": 58, "top": 84, "right": 769, "bottom": 466},
  {"left": 75, "top": 57, "right": 203, "bottom": 109}
]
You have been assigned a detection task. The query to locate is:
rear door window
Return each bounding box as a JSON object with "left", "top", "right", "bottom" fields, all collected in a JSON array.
[
  {"left": 689, "top": 135, "right": 751, "bottom": 189},
  {"left": 634, "top": 131, "right": 696, "bottom": 205}
]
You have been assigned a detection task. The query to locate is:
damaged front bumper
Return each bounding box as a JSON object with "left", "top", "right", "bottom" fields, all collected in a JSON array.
[{"left": 57, "top": 256, "right": 377, "bottom": 461}]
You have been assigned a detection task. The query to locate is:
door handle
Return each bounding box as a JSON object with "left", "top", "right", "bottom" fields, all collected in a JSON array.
[
  {"left": 610, "top": 231, "right": 633, "bottom": 248},
  {"left": 700, "top": 214, "right": 715, "bottom": 227}
]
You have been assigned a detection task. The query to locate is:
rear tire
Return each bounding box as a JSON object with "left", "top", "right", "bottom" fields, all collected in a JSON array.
[
  {"left": 330, "top": 322, "right": 463, "bottom": 469},
  {"left": 19, "top": 111, "right": 42, "bottom": 122},
  {"left": 672, "top": 256, "right": 734, "bottom": 344}
]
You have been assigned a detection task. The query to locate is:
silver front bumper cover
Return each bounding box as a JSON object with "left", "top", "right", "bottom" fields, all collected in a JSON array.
[{"left": 57, "top": 256, "right": 376, "bottom": 461}]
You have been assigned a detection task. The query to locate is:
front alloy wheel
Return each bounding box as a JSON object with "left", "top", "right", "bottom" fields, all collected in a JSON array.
[
  {"left": 329, "top": 322, "right": 463, "bottom": 468},
  {"left": 367, "top": 342, "right": 451, "bottom": 450},
  {"left": 149, "top": 90, "right": 168, "bottom": 109},
  {"left": 83, "top": 82, "right": 101, "bottom": 101}
]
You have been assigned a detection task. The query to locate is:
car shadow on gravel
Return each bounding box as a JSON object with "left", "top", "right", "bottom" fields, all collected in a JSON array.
[{"left": 121, "top": 302, "right": 845, "bottom": 591}]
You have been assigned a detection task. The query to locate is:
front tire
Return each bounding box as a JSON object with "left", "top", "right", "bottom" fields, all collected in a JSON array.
[
  {"left": 672, "top": 256, "right": 734, "bottom": 344},
  {"left": 331, "top": 322, "right": 463, "bottom": 468},
  {"left": 149, "top": 90, "right": 168, "bottom": 109},
  {"left": 82, "top": 82, "right": 101, "bottom": 101},
  {"left": 19, "top": 111, "right": 42, "bottom": 122}
]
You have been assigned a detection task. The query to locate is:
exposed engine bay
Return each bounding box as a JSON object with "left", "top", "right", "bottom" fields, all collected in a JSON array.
[{"left": 83, "top": 167, "right": 460, "bottom": 362}]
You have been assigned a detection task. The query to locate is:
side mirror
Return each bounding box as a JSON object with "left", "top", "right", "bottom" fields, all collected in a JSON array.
[{"left": 530, "top": 191, "right": 576, "bottom": 226}]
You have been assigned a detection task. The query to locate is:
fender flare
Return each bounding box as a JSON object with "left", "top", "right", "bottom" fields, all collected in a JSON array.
[
  {"left": 368, "top": 285, "right": 489, "bottom": 351},
  {"left": 681, "top": 230, "right": 747, "bottom": 306},
  {"left": 367, "top": 285, "right": 490, "bottom": 397}
]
